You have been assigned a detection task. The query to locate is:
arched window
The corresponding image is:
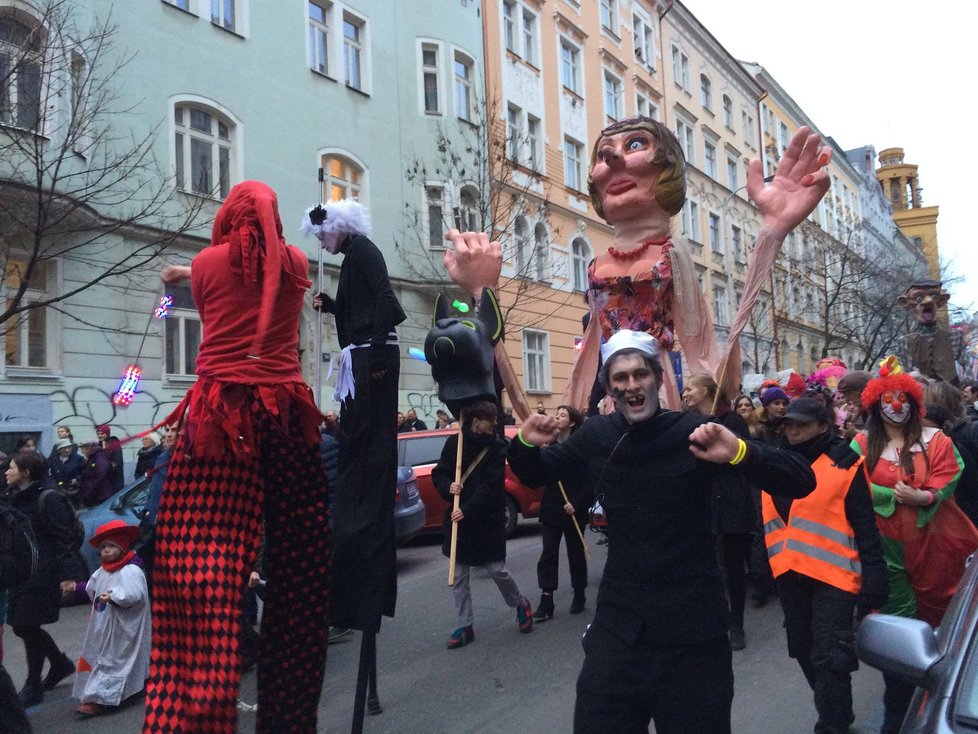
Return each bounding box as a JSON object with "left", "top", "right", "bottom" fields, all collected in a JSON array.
[
  {"left": 534, "top": 222, "right": 548, "bottom": 281},
  {"left": 174, "top": 103, "right": 235, "bottom": 199},
  {"left": 571, "top": 238, "right": 592, "bottom": 292},
  {"left": 699, "top": 74, "right": 712, "bottom": 110},
  {"left": 0, "top": 11, "right": 44, "bottom": 130},
  {"left": 321, "top": 154, "right": 363, "bottom": 201},
  {"left": 513, "top": 217, "right": 529, "bottom": 274}
]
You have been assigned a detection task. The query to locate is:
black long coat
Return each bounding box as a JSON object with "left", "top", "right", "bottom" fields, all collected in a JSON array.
[
  {"left": 709, "top": 411, "right": 759, "bottom": 535},
  {"left": 5, "top": 481, "right": 80, "bottom": 626},
  {"left": 433, "top": 429, "right": 507, "bottom": 566}
]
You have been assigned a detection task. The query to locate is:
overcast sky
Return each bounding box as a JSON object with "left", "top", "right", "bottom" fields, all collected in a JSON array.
[{"left": 682, "top": 0, "right": 975, "bottom": 317}]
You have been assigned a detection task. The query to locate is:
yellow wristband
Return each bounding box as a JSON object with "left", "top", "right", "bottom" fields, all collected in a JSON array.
[
  {"left": 517, "top": 430, "right": 536, "bottom": 448},
  {"left": 729, "top": 439, "right": 747, "bottom": 466}
]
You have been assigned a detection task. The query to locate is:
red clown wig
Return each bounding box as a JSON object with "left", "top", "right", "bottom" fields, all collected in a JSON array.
[{"left": 860, "top": 372, "right": 925, "bottom": 415}]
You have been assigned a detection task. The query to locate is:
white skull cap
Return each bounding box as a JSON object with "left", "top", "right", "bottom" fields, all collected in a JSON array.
[{"left": 600, "top": 330, "right": 661, "bottom": 364}]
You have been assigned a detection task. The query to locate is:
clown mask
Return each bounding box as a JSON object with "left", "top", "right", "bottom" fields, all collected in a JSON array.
[{"left": 880, "top": 391, "right": 910, "bottom": 424}]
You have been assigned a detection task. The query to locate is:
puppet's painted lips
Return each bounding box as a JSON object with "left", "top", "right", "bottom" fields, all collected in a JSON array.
[
  {"left": 605, "top": 179, "right": 636, "bottom": 195},
  {"left": 921, "top": 306, "right": 936, "bottom": 322}
]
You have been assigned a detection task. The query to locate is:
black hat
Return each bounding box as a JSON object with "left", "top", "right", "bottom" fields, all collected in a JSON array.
[{"left": 783, "top": 396, "right": 825, "bottom": 424}]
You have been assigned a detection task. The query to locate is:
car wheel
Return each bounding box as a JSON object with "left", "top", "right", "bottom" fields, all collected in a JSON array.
[{"left": 503, "top": 495, "right": 519, "bottom": 538}]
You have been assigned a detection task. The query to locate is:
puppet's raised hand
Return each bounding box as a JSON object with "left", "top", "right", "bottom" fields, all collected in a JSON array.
[
  {"left": 748, "top": 126, "right": 831, "bottom": 235},
  {"left": 443, "top": 229, "right": 502, "bottom": 299}
]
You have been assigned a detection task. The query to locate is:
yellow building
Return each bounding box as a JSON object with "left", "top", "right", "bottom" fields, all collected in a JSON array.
[{"left": 876, "top": 147, "right": 941, "bottom": 281}]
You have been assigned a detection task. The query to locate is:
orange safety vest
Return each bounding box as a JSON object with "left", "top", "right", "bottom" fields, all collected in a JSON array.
[{"left": 762, "top": 453, "right": 863, "bottom": 594}]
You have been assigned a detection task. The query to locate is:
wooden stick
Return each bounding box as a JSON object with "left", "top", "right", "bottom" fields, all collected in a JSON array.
[
  {"left": 447, "top": 411, "right": 464, "bottom": 586},
  {"left": 558, "top": 481, "right": 591, "bottom": 563},
  {"left": 494, "top": 341, "right": 531, "bottom": 421}
]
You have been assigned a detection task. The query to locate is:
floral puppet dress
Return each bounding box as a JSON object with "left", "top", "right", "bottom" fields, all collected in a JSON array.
[
  {"left": 587, "top": 241, "right": 676, "bottom": 351},
  {"left": 852, "top": 428, "right": 978, "bottom": 627}
]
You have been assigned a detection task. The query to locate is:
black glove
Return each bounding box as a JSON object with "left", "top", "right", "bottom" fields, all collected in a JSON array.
[
  {"left": 314, "top": 292, "right": 336, "bottom": 313},
  {"left": 856, "top": 564, "right": 888, "bottom": 620}
]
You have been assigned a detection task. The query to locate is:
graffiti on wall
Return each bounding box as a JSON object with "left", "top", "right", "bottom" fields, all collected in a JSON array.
[
  {"left": 406, "top": 391, "right": 439, "bottom": 421},
  {"left": 50, "top": 385, "right": 178, "bottom": 441}
]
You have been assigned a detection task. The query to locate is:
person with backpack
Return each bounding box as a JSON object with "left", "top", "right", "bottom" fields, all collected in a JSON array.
[
  {"left": 3, "top": 451, "right": 79, "bottom": 708},
  {"left": 0, "top": 498, "right": 37, "bottom": 733}
]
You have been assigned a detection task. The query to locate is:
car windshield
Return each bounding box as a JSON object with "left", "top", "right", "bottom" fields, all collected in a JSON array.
[{"left": 401, "top": 435, "right": 448, "bottom": 467}]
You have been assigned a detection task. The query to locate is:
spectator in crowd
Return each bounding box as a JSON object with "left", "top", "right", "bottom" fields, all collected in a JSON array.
[
  {"left": 77, "top": 441, "right": 116, "bottom": 508},
  {"left": 13, "top": 437, "right": 37, "bottom": 455},
  {"left": 134, "top": 425, "right": 177, "bottom": 595},
  {"left": 403, "top": 409, "right": 427, "bottom": 432},
  {"left": 0, "top": 590, "right": 33, "bottom": 733},
  {"left": 95, "top": 425, "right": 124, "bottom": 492},
  {"left": 961, "top": 381, "right": 978, "bottom": 421},
  {"left": 47, "top": 427, "right": 77, "bottom": 465},
  {"left": 4, "top": 451, "right": 78, "bottom": 708},
  {"left": 322, "top": 410, "right": 340, "bottom": 439},
  {"left": 501, "top": 407, "right": 517, "bottom": 426},
  {"left": 757, "top": 384, "right": 790, "bottom": 443},
  {"left": 396, "top": 412, "right": 407, "bottom": 433},
  {"left": 134, "top": 433, "right": 163, "bottom": 479},
  {"left": 434, "top": 410, "right": 452, "bottom": 429},
  {"left": 924, "top": 380, "right": 978, "bottom": 526},
  {"left": 733, "top": 394, "right": 761, "bottom": 438},
  {"left": 48, "top": 439, "right": 84, "bottom": 495}
]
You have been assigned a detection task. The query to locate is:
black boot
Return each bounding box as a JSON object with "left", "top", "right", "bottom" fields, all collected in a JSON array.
[
  {"left": 533, "top": 592, "right": 554, "bottom": 621},
  {"left": 42, "top": 652, "right": 75, "bottom": 690},
  {"left": 569, "top": 589, "right": 585, "bottom": 614}
]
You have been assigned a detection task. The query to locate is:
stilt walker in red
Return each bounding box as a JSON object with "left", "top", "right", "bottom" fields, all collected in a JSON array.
[{"left": 143, "top": 181, "right": 331, "bottom": 734}]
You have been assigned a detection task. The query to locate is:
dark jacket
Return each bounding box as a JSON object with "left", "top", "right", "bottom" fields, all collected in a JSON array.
[
  {"left": 5, "top": 481, "right": 80, "bottom": 626},
  {"left": 333, "top": 234, "right": 406, "bottom": 349},
  {"left": 48, "top": 452, "right": 85, "bottom": 492},
  {"left": 709, "top": 410, "right": 758, "bottom": 535},
  {"left": 508, "top": 409, "right": 816, "bottom": 648},
  {"left": 77, "top": 446, "right": 116, "bottom": 507},
  {"left": 773, "top": 432, "right": 888, "bottom": 614},
  {"left": 948, "top": 420, "right": 978, "bottom": 527},
  {"left": 433, "top": 428, "right": 508, "bottom": 566},
  {"left": 538, "top": 437, "right": 591, "bottom": 528},
  {"left": 134, "top": 444, "right": 163, "bottom": 479}
]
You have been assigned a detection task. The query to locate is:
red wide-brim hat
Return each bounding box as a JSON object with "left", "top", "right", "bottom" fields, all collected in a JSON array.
[{"left": 88, "top": 519, "right": 139, "bottom": 550}]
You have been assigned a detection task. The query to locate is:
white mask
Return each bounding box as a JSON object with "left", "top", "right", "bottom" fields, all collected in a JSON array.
[{"left": 882, "top": 403, "right": 910, "bottom": 424}]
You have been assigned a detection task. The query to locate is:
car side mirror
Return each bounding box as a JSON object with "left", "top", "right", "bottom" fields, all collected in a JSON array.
[{"left": 857, "top": 613, "right": 942, "bottom": 687}]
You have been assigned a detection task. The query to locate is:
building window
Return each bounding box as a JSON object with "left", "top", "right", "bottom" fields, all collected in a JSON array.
[
  {"left": 571, "top": 238, "right": 591, "bottom": 291},
  {"left": 513, "top": 216, "right": 529, "bottom": 274},
  {"left": 0, "top": 13, "right": 42, "bottom": 131},
  {"left": 599, "top": 0, "right": 618, "bottom": 34},
  {"left": 308, "top": 2, "right": 330, "bottom": 75},
  {"left": 211, "top": 0, "right": 236, "bottom": 31},
  {"left": 426, "top": 185, "right": 444, "bottom": 248},
  {"left": 603, "top": 70, "right": 622, "bottom": 122},
  {"left": 560, "top": 38, "right": 580, "bottom": 94},
  {"left": 420, "top": 43, "right": 439, "bottom": 113},
  {"left": 632, "top": 13, "right": 655, "bottom": 69},
  {"left": 727, "top": 156, "right": 738, "bottom": 191},
  {"left": 671, "top": 45, "right": 690, "bottom": 92},
  {"left": 174, "top": 104, "right": 233, "bottom": 199},
  {"left": 522, "top": 329, "right": 551, "bottom": 393},
  {"left": 507, "top": 103, "right": 522, "bottom": 161},
  {"left": 700, "top": 74, "right": 712, "bottom": 110},
  {"left": 723, "top": 95, "right": 734, "bottom": 130},
  {"left": 704, "top": 141, "right": 717, "bottom": 179},
  {"left": 708, "top": 212, "right": 721, "bottom": 252},
  {"left": 521, "top": 6, "right": 537, "bottom": 65},
  {"left": 526, "top": 114, "right": 540, "bottom": 171},
  {"left": 732, "top": 225, "right": 743, "bottom": 262},
  {"left": 166, "top": 0, "right": 190, "bottom": 9},
  {"left": 459, "top": 187, "right": 479, "bottom": 231},
  {"left": 321, "top": 154, "right": 363, "bottom": 200},
  {"left": 675, "top": 117, "right": 694, "bottom": 166},
  {"left": 778, "top": 120, "right": 790, "bottom": 152},
  {"left": 164, "top": 285, "right": 201, "bottom": 377},
  {"left": 636, "top": 92, "right": 657, "bottom": 120},
  {"left": 502, "top": 0, "right": 516, "bottom": 54},
  {"left": 454, "top": 52, "right": 474, "bottom": 121},
  {"left": 2, "top": 256, "right": 53, "bottom": 369},
  {"left": 713, "top": 285, "right": 728, "bottom": 326},
  {"left": 681, "top": 199, "right": 700, "bottom": 241},
  {"left": 564, "top": 136, "right": 583, "bottom": 191},
  {"left": 343, "top": 13, "right": 363, "bottom": 90}
]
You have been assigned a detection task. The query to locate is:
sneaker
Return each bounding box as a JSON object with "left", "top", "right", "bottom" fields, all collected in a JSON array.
[
  {"left": 729, "top": 626, "right": 746, "bottom": 651},
  {"left": 516, "top": 596, "right": 533, "bottom": 633},
  {"left": 447, "top": 625, "right": 474, "bottom": 649},
  {"left": 43, "top": 652, "right": 76, "bottom": 690}
]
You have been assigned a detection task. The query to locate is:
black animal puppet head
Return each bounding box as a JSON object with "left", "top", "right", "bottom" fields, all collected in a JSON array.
[{"left": 424, "top": 288, "right": 503, "bottom": 415}]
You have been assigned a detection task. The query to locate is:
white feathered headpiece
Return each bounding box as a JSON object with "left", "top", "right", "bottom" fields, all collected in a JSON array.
[{"left": 300, "top": 199, "right": 372, "bottom": 240}]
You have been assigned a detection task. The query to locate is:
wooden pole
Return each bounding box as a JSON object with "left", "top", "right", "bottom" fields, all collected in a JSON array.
[
  {"left": 558, "top": 481, "right": 591, "bottom": 563},
  {"left": 447, "top": 410, "right": 464, "bottom": 586}
]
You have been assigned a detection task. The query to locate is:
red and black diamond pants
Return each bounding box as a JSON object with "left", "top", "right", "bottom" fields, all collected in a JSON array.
[{"left": 143, "top": 382, "right": 331, "bottom": 734}]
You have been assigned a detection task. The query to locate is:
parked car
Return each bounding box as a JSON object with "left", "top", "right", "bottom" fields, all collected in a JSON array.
[
  {"left": 856, "top": 553, "right": 978, "bottom": 733},
  {"left": 76, "top": 460, "right": 425, "bottom": 574},
  {"left": 397, "top": 427, "right": 544, "bottom": 537}
]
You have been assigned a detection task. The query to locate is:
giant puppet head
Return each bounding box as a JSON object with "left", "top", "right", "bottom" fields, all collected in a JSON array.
[
  {"left": 424, "top": 288, "right": 503, "bottom": 416},
  {"left": 898, "top": 278, "right": 949, "bottom": 326}
]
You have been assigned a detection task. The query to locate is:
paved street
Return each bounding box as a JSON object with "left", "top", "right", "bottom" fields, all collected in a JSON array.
[{"left": 5, "top": 521, "right": 887, "bottom": 733}]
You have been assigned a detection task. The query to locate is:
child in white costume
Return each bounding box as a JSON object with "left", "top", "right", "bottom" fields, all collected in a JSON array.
[{"left": 72, "top": 519, "right": 151, "bottom": 717}]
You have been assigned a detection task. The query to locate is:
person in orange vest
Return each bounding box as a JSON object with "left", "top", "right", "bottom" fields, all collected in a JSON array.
[{"left": 762, "top": 394, "right": 886, "bottom": 734}]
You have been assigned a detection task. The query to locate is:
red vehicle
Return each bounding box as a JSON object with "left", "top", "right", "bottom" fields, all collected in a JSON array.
[{"left": 396, "top": 427, "right": 543, "bottom": 537}]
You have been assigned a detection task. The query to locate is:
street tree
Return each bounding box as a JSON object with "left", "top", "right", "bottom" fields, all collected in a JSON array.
[{"left": 0, "top": 0, "right": 205, "bottom": 362}]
